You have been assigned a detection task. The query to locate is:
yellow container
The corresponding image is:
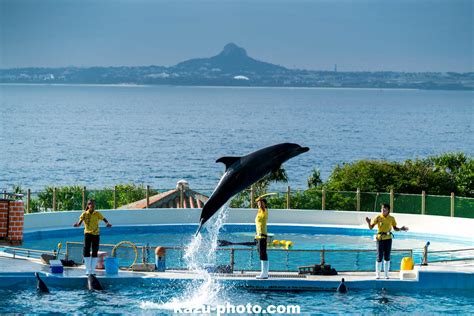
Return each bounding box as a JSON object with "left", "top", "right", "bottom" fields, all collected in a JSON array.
[
  {"left": 272, "top": 240, "right": 280, "bottom": 246},
  {"left": 279, "top": 240, "right": 287, "bottom": 245},
  {"left": 400, "top": 257, "right": 414, "bottom": 270},
  {"left": 285, "top": 241, "right": 293, "bottom": 248}
]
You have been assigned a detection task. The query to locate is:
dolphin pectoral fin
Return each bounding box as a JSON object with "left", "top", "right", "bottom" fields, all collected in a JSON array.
[{"left": 216, "top": 156, "right": 240, "bottom": 170}]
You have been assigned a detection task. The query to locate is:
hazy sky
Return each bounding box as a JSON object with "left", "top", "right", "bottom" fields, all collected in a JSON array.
[{"left": 1, "top": 0, "right": 472, "bottom": 72}]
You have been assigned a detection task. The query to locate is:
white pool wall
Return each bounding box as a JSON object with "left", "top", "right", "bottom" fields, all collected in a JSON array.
[{"left": 24, "top": 209, "right": 473, "bottom": 240}]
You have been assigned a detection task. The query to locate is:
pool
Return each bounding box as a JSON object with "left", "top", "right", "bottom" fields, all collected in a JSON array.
[
  {"left": 20, "top": 224, "right": 472, "bottom": 272},
  {"left": 0, "top": 276, "right": 473, "bottom": 314},
  {"left": 2, "top": 209, "right": 473, "bottom": 314}
]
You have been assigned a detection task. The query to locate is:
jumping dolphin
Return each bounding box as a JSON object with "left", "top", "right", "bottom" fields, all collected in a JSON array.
[
  {"left": 87, "top": 274, "right": 104, "bottom": 291},
  {"left": 35, "top": 272, "right": 50, "bottom": 293},
  {"left": 196, "top": 143, "right": 309, "bottom": 234}
]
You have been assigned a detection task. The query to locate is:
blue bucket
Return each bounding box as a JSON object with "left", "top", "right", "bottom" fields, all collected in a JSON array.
[{"left": 104, "top": 257, "right": 119, "bottom": 274}]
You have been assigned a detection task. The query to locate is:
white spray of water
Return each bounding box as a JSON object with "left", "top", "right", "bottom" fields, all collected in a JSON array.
[{"left": 141, "top": 203, "right": 231, "bottom": 311}]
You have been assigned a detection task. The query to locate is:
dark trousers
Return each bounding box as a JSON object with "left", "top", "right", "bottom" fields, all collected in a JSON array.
[
  {"left": 83, "top": 233, "right": 100, "bottom": 258},
  {"left": 376, "top": 238, "right": 392, "bottom": 262},
  {"left": 257, "top": 238, "right": 268, "bottom": 261}
]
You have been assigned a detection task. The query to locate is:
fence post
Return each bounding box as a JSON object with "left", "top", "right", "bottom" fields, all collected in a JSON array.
[
  {"left": 27, "top": 189, "right": 31, "bottom": 214},
  {"left": 146, "top": 185, "right": 150, "bottom": 209},
  {"left": 287, "top": 186, "right": 291, "bottom": 209},
  {"left": 82, "top": 186, "right": 86, "bottom": 210},
  {"left": 230, "top": 248, "right": 235, "bottom": 272},
  {"left": 390, "top": 189, "right": 394, "bottom": 213},
  {"left": 250, "top": 186, "right": 255, "bottom": 209},
  {"left": 53, "top": 187, "right": 57, "bottom": 211},
  {"left": 322, "top": 188, "right": 326, "bottom": 210},
  {"left": 113, "top": 186, "right": 117, "bottom": 209},
  {"left": 421, "top": 191, "right": 426, "bottom": 215},
  {"left": 450, "top": 192, "right": 455, "bottom": 217},
  {"left": 356, "top": 188, "right": 360, "bottom": 211},
  {"left": 421, "top": 241, "right": 430, "bottom": 265}
]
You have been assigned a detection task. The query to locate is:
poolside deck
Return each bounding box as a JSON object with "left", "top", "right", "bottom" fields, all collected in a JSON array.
[{"left": 1, "top": 252, "right": 472, "bottom": 291}]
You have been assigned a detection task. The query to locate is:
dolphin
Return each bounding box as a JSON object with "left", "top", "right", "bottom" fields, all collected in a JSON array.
[
  {"left": 196, "top": 143, "right": 309, "bottom": 234},
  {"left": 336, "top": 278, "right": 348, "bottom": 293},
  {"left": 35, "top": 272, "right": 50, "bottom": 293},
  {"left": 87, "top": 274, "right": 104, "bottom": 291},
  {"left": 217, "top": 239, "right": 257, "bottom": 247}
]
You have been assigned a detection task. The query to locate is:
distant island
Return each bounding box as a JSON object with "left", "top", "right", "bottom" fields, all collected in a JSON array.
[{"left": 1, "top": 43, "right": 473, "bottom": 90}]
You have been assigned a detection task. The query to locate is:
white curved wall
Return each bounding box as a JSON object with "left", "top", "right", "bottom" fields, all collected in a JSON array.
[{"left": 24, "top": 208, "right": 473, "bottom": 240}]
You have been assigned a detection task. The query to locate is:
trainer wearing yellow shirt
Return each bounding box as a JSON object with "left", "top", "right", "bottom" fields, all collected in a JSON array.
[
  {"left": 73, "top": 199, "right": 112, "bottom": 275},
  {"left": 366, "top": 203, "right": 408, "bottom": 279},
  {"left": 255, "top": 197, "right": 269, "bottom": 279}
]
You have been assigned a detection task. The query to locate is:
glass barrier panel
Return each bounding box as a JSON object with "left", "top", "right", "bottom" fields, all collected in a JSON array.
[
  {"left": 425, "top": 195, "right": 451, "bottom": 216},
  {"left": 326, "top": 191, "right": 357, "bottom": 211},
  {"left": 394, "top": 193, "right": 421, "bottom": 214},
  {"left": 454, "top": 197, "right": 474, "bottom": 218}
]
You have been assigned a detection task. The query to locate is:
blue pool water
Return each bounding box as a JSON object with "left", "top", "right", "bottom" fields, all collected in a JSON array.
[
  {"left": 1, "top": 224, "right": 473, "bottom": 314},
  {"left": 0, "top": 282, "right": 473, "bottom": 314},
  {"left": 1, "top": 85, "right": 472, "bottom": 192},
  {"left": 20, "top": 225, "right": 472, "bottom": 272}
]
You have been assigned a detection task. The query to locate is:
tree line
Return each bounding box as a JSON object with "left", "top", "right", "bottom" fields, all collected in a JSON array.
[{"left": 10, "top": 152, "right": 473, "bottom": 212}]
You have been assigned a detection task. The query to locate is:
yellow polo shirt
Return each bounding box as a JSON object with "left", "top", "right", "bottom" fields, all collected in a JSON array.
[
  {"left": 79, "top": 210, "right": 105, "bottom": 235},
  {"left": 255, "top": 207, "right": 268, "bottom": 239},
  {"left": 371, "top": 214, "right": 397, "bottom": 240}
]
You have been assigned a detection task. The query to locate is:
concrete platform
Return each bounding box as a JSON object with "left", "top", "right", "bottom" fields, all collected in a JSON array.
[{"left": 1, "top": 253, "right": 472, "bottom": 291}]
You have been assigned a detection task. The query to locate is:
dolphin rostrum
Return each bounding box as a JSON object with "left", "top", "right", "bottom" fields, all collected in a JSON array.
[
  {"left": 196, "top": 143, "right": 309, "bottom": 234},
  {"left": 337, "top": 278, "right": 348, "bottom": 293},
  {"left": 87, "top": 274, "right": 104, "bottom": 291},
  {"left": 35, "top": 272, "right": 50, "bottom": 293}
]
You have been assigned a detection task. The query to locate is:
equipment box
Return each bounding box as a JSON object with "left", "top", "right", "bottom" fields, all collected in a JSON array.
[{"left": 50, "top": 260, "right": 63, "bottom": 274}]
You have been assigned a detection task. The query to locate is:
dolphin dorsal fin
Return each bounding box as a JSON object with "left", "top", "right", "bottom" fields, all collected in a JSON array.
[{"left": 216, "top": 156, "right": 240, "bottom": 170}]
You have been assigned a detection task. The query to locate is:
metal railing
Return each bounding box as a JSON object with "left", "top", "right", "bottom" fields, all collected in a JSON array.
[
  {"left": 2, "top": 246, "right": 56, "bottom": 260},
  {"left": 6, "top": 243, "right": 473, "bottom": 271},
  {"left": 64, "top": 241, "right": 413, "bottom": 272},
  {"left": 423, "top": 248, "right": 474, "bottom": 264}
]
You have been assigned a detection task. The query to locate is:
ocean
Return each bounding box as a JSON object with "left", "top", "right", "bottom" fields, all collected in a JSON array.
[{"left": 1, "top": 84, "right": 472, "bottom": 193}]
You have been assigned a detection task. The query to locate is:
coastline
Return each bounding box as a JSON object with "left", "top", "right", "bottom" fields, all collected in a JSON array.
[{"left": 0, "top": 82, "right": 437, "bottom": 92}]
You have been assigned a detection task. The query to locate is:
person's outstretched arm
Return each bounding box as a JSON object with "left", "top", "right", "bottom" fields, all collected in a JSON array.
[
  {"left": 73, "top": 219, "right": 83, "bottom": 227},
  {"left": 365, "top": 217, "right": 376, "bottom": 230},
  {"left": 103, "top": 218, "right": 112, "bottom": 227},
  {"left": 393, "top": 225, "right": 408, "bottom": 231}
]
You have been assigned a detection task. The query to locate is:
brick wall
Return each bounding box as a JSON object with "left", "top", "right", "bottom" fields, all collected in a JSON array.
[
  {"left": 0, "top": 200, "right": 8, "bottom": 239},
  {"left": 0, "top": 199, "right": 24, "bottom": 245}
]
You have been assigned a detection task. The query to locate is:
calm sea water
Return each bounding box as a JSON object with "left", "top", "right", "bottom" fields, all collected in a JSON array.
[{"left": 1, "top": 84, "right": 472, "bottom": 192}]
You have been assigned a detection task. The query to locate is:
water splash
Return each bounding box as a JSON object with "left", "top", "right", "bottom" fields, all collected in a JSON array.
[{"left": 142, "top": 203, "right": 231, "bottom": 311}]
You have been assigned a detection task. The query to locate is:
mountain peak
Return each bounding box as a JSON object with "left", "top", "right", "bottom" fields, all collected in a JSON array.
[
  {"left": 175, "top": 42, "right": 287, "bottom": 73},
  {"left": 218, "top": 43, "right": 248, "bottom": 58}
]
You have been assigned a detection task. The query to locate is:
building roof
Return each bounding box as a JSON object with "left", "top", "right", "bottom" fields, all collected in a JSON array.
[{"left": 120, "top": 180, "right": 209, "bottom": 209}]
